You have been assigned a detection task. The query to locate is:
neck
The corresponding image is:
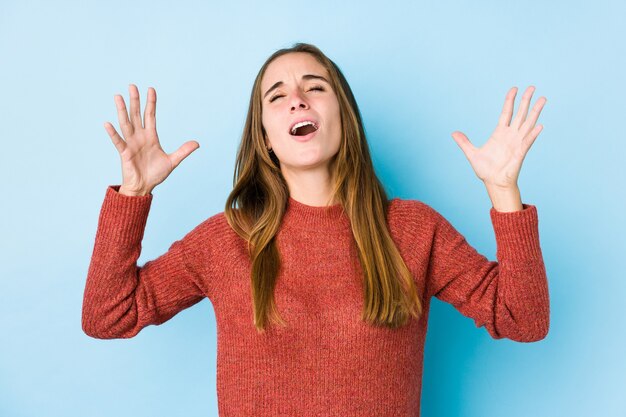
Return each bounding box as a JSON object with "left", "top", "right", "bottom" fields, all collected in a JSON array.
[{"left": 280, "top": 164, "right": 336, "bottom": 207}]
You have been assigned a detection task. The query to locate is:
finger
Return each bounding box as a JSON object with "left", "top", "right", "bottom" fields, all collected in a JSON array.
[
  {"left": 169, "top": 141, "right": 200, "bottom": 169},
  {"left": 522, "top": 124, "right": 543, "bottom": 153},
  {"left": 114, "top": 95, "right": 133, "bottom": 138},
  {"left": 451, "top": 131, "right": 476, "bottom": 160},
  {"left": 511, "top": 86, "right": 535, "bottom": 129},
  {"left": 520, "top": 97, "right": 547, "bottom": 136},
  {"left": 104, "top": 122, "right": 127, "bottom": 154},
  {"left": 129, "top": 84, "right": 142, "bottom": 129},
  {"left": 144, "top": 87, "right": 157, "bottom": 130},
  {"left": 497, "top": 87, "right": 517, "bottom": 127}
]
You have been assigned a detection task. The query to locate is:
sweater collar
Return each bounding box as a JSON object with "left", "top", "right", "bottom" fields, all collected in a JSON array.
[{"left": 281, "top": 196, "right": 352, "bottom": 232}]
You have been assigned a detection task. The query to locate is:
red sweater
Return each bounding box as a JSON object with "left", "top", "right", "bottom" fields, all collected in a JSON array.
[{"left": 82, "top": 185, "right": 550, "bottom": 417}]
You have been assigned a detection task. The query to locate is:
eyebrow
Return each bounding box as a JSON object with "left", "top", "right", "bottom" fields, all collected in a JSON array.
[{"left": 263, "top": 74, "right": 330, "bottom": 99}]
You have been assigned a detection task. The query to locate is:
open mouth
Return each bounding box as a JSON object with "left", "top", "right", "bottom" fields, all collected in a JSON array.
[{"left": 289, "top": 121, "right": 319, "bottom": 137}]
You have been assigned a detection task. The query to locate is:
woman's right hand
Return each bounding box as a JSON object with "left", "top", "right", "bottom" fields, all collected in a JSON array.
[{"left": 104, "top": 84, "right": 200, "bottom": 196}]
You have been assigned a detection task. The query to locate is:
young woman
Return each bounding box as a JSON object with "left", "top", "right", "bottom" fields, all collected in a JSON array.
[{"left": 82, "top": 43, "right": 550, "bottom": 416}]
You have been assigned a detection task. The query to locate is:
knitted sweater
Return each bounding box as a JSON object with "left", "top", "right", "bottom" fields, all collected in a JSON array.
[{"left": 82, "top": 185, "right": 550, "bottom": 417}]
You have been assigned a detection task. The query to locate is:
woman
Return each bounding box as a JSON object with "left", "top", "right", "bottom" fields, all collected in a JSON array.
[{"left": 82, "top": 42, "right": 550, "bottom": 416}]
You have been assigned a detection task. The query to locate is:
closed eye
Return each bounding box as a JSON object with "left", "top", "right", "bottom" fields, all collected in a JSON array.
[{"left": 269, "top": 86, "right": 325, "bottom": 103}]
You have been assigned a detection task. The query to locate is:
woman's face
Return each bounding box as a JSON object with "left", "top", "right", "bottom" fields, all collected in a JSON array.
[{"left": 261, "top": 52, "right": 342, "bottom": 172}]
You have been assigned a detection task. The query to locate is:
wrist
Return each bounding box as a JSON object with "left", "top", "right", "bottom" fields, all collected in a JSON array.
[
  {"left": 119, "top": 185, "right": 151, "bottom": 197},
  {"left": 484, "top": 183, "right": 523, "bottom": 212}
]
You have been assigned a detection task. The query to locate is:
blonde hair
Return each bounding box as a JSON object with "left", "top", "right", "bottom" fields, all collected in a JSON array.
[{"left": 224, "top": 42, "right": 423, "bottom": 332}]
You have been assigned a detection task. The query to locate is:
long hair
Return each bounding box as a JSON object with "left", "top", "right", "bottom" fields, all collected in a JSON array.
[{"left": 224, "top": 42, "right": 423, "bottom": 333}]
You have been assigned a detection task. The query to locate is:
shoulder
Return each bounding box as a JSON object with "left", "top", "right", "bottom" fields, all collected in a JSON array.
[
  {"left": 176, "top": 210, "right": 243, "bottom": 254},
  {"left": 197, "top": 210, "right": 231, "bottom": 232},
  {"left": 387, "top": 197, "right": 445, "bottom": 226},
  {"left": 382, "top": 197, "right": 453, "bottom": 264},
  {"left": 186, "top": 211, "right": 236, "bottom": 242},
  {"left": 384, "top": 197, "right": 447, "bottom": 249}
]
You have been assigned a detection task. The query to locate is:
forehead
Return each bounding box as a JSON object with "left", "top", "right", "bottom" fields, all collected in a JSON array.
[{"left": 262, "top": 52, "right": 328, "bottom": 87}]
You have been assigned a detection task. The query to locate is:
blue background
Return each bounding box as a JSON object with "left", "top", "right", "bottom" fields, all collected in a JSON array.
[{"left": 1, "top": 1, "right": 624, "bottom": 416}]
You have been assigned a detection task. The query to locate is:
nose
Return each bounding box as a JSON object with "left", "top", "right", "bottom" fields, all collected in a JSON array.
[{"left": 289, "top": 90, "right": 309, "bottom": 111}]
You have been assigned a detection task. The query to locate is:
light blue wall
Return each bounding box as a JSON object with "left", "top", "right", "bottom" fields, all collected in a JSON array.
[{"left": 1, "top": 1, "right": 624, "bottom": 416}]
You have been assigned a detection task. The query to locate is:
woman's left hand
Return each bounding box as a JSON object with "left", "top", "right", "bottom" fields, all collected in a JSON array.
[{"left": 451, "top": 86, "right": 547, "bottom": 189}]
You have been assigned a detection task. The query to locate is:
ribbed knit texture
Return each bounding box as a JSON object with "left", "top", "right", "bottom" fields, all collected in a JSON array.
[{"left": 82, "top": 185, "right": 550, "bottom": 417}]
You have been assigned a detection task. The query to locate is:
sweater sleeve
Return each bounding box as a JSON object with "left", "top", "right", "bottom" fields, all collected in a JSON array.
[
  {"left": 424, "top": 203, "right": 550, "bottom": 342},
  {"left": 81, "top": 185, "right": 209, "bottom": 339}
]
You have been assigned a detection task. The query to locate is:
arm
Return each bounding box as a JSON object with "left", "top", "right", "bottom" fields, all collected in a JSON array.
[
  {"left": 81, "top": 185, "right": 208, "bottom": 339},
  {"left": 425, "top": 202, "right": 550, "bottom": 342}
]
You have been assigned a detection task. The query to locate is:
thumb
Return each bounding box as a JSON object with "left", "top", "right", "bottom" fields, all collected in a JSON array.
[
  {"left": 451, "top": 131, "right": 475, "bottom": 160},
  {"left": 170, "top": 140, "right": 200, "bottom": 169}
]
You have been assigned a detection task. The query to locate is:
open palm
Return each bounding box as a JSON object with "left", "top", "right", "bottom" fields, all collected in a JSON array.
[
  {"left": 104, "top": 84, "right": 200, "bottom": 195},
  {"left": 451, "top": 86, "right": 547, "bottom": 189}
]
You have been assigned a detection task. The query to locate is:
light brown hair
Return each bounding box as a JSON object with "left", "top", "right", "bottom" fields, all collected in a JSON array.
[{"left": 224, "top": 42, "right": 423, "bottom": 332}]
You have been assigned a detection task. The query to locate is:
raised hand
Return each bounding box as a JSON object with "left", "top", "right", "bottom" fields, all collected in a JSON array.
[
  {"left": 104, "top": 84, "right": 200, "bottom": 196},
  {"left": 451, "top": 86, "right": 547, "bottom": 190}
]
